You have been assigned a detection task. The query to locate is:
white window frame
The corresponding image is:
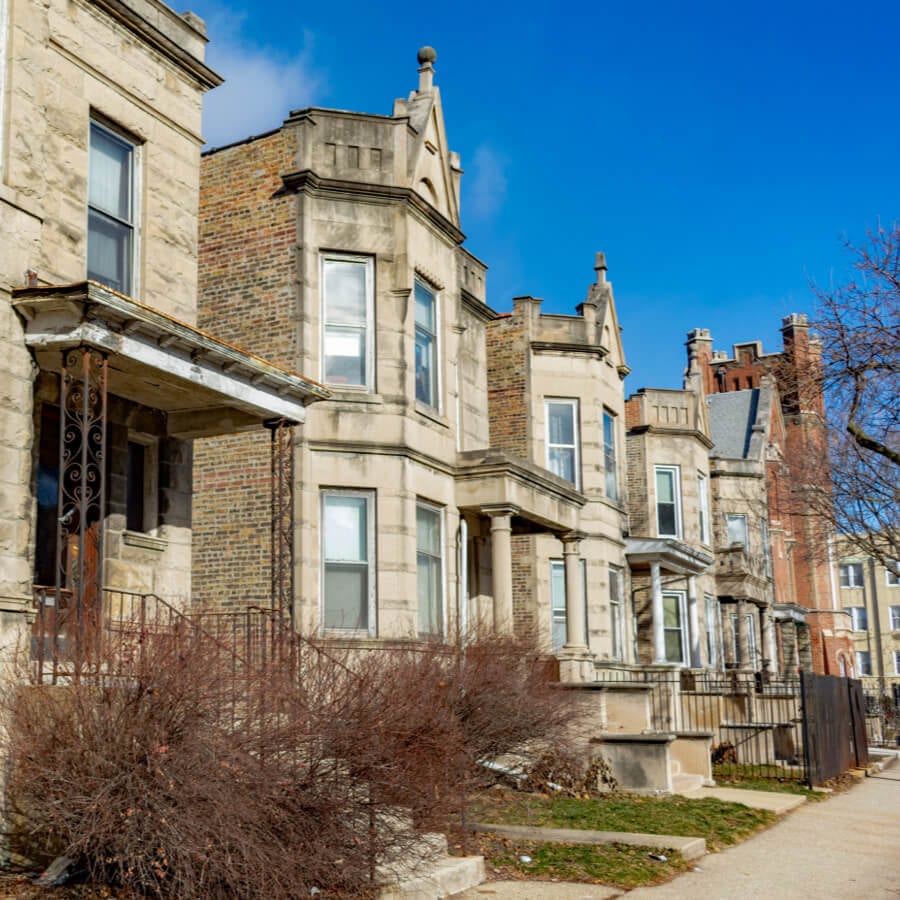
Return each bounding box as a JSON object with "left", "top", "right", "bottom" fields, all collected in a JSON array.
[
  {"left": 697, "top": 472, "right": 711, "bottom": 545},
  {"left": 414, "top": 275, "right": 440, "bottom": 411},
  {"left": 416, "top": 500, "right": 445, "bottom": 640},
  {"left": 855, "top": 649, "right": 872, "bottom": 676},
  {"left": 545, "top": 399, "right": 581, "bottom": 489},
  {"left": 894, "top": 650, "right": 900, "bottom": 675},
  {"left": 890, "top": 605, "right": 900, "bottom": 631},
  {"left": 887, "top": 562, "right": 900, "bottom": 587},
  {"left": 320, "top": 253, "right": 375, "bottom": 391},
  {"left": 320, "top": 488, "right": 376, "bottom": 636},
  {"left": 726, "top": 513, "right": 749, "bottom": 548},
  {"left": 549, "top": 558, "right": 587, "bottom": 653},
  {"left": 88, "top": 118, "right": 140, "bottom": 296},
  {"left": 662, "top": 590, "right": 688, "bottom": 665},
  {"left": 603, "top": 409, "right": 618, "bottom": 501},
  {"left": 847, "top": 606, "right": 868, "bottom": 632},
  {"left": 654, "top": 465, "right": 682, "bottom": 539},
  {"left": 840, "top": 562, "right": 864, "bottom": 588},
  {"left": 609, "top": 565, "right": 625, "bottom": 660}
]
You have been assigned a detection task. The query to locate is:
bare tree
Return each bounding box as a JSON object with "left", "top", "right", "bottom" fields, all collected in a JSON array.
[{"left": 801, "top": 223, "right": 899, "bottom": 571}]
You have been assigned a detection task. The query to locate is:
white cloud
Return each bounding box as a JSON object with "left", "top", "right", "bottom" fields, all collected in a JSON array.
[
  {"left": 200, "top": 9, "right": 324, "bottom": 148},
  {"left": 464, "top": 144, "right": 508, "bottom": 221}
]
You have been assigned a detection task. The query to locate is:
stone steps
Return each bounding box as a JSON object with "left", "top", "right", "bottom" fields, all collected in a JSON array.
[{"left": 379, "top": 852, "right": 485, "bottom": 899}]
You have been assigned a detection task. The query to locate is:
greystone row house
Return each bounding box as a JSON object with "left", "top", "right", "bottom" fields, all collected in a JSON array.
[{"left": 0, "top": 0, "right": 848, "bottom": 790}]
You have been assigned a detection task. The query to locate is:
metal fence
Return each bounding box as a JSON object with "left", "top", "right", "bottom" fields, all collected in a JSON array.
[
  {"left": 864, "top": 694, "right": 900, "bottom": 749},
  {"left": 594, "top": 667, "right": 807, "bottom": 782}
]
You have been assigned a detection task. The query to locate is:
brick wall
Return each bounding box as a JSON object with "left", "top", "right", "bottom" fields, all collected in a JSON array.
[
  {"left": 511, "top": 534, "right": 535, "bottom": 638},
  {"left": 192, "top": 129, "right": 299, "bottom": 611},
  {"left": 625, "top": 432, "right": 649, "bottom": 536},
  {"left": 485, "top": 314, "right": 530, "bottom": 457}
]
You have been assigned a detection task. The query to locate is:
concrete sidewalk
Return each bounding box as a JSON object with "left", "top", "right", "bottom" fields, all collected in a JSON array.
[{"left": 626, "top": 761, "right": 900, "bottom": 899}]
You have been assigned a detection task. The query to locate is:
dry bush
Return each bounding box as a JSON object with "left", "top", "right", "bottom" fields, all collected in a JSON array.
[{"left": 2, "top": 626, "right": 581, "bottom": 897}]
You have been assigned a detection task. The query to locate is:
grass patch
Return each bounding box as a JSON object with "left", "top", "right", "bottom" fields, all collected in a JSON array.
[
  {"left": 470, "top": 791, "right": 775, "bottom": 851},
  {"left": 712, "top": 764, "right": 825, "bottom": 800},
  {"left": 470, "top": 833, "right": 692, "bottom": 889}
]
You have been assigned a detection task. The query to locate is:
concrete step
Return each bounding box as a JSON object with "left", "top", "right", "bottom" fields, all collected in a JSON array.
[
  {"left": 380, "top": 854, "right": 485, "bottom": 899},
  {"left": 671, "top": 772, "right": 705, "bottom": 793}
]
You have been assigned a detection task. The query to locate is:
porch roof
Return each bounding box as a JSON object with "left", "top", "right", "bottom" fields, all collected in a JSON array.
[
  {"left": 625, "top": 537, "right": 714, "bottom": 575},
  {"left": 455, "top": 448, "right": 585, "bottom": 533},
  {"left": 13, "top": 282, "right": 330, "bottom": 436}
]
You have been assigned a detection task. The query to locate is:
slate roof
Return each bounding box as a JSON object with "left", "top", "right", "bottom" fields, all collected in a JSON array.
[{"left": 707, "top": 389, "right": 760, "bottom": 459}]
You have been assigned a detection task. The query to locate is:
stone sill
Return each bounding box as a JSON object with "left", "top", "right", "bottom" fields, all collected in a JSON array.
[{"left": 123, "top": 531, "right": 167, "bottom": 552}]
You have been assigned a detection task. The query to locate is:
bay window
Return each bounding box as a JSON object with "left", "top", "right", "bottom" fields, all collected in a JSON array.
[
  {"left": 321, "top": 254, "right": 373, "bottom": 389},
  {"left": 546, "top": 399, "right": 580, "bottom": 488},
  {"left": 416, "top": 501, "right": 443, "bottom": 638},
  {"left": 414, "top": 277, "right": 438, "bottom": 408}
]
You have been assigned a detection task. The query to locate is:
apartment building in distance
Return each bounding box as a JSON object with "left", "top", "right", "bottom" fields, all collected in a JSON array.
[
  {"left": 0, "top": 0, "right": 325, "bottom": 662},
  {"left": 837, "top": 543, "right": 900, "bottom": 704}
]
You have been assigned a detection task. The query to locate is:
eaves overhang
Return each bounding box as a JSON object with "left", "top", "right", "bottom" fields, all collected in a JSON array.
[{"left": 13, "top": 282, "right": 329, "bottom": 437}]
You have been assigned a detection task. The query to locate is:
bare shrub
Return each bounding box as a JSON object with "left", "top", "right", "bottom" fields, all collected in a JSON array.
[{"left": 2, "top": 624, "right": 581, "bottom": 897}]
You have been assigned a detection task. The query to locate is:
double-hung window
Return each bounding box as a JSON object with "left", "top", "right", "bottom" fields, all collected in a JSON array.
[
  {"left": 414, "top": 277, "right": 439, "bottom": 408},
  {"left": 321, "top": 490, "right": 375, "bottom": 633},
  {"left": 894, "top": 650, "right": 900, "bottom": 675},
  {"left": 609, "top": 565, "right": 624, "bottom": 660},
  {"left": 546, "top": 400, "right": 580, "bottom": 488},
  {"left": 726, "top": 513, "right": 748, "bottom": 547},
  {"left": 88, "top": 120, "right": 137, "bottom": 295},
  {"left": 887, "top": 563, "right": 900, "bottom": 587},
  {"left": 847, "top": 606, "right": 868, "bottom": 632},
  {"left": 654, "top": 466, "right": 681, "bottom": 538},
  {"left": 321, "top": 254, "right": 374, "bottom": 389},
  {"left": 662, "top": 591, "right": 687, "bottom": 664},
  {"left": 855, "top": 650, "right": 872, "bottom": 676},
  {"left": 840, "top": 562, "right": 864, "bottom": 588},
  {"left": 890, "top": 606, "right": 900, "bottom": 631},
  {"left": 416, "top": 501, "right": 443, "bottom": 639},
  {"left": 697, "top": 472, "right": 711, "bottom": 545},
  {"left": 603, "top": 409, "right": 618, "bottom": 501}
]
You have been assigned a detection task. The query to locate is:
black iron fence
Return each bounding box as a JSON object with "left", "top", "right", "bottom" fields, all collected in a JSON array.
[{"left": 864, "top": 694, "right": 900, "bottom": 748}]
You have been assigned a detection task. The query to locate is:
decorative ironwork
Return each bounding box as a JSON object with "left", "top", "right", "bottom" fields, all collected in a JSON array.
[
  {"left": 55, "top": 347, "right": 108, "bottom": 675},
  {"left": 267, "top": 418, "right": 296, "bottom": 625}
]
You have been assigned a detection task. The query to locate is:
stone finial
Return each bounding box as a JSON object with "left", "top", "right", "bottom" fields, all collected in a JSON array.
[
  {"left": 594, "top": 251, "right": 608, "bottom": 283},
  {"left": 417, "top": 46, "right": 436, "bottom": 92}
]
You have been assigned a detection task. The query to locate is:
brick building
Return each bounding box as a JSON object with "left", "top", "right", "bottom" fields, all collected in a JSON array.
[{"left": 685, "top": 319, "right": 853, "bottom": 675}]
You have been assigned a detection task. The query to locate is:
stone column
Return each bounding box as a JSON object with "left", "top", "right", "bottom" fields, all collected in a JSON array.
[
  {"left": 736, "top": 600, "right": 751, "bottom": 670},
  {"left": 723, "top": 605, "right": 737, "bottom": 668},
  {"left": 485, "top": 506, "right": 517, "bottom": 635},
  {"left": 762, "top": 609, "right": 776, "bottom": 673},
  {"left": 687, "top": 575, "right": 701, "bottom": 668},
  {"left": 651, "top": 561, "right": 666, "bottom": 664},
  {"left": 562, "top": 532, "right": 587, "bottom": 650}
]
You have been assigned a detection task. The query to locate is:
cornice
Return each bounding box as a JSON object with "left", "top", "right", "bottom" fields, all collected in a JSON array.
[{"left": 461, "top": 289, "right": 498, "bottom": 323}]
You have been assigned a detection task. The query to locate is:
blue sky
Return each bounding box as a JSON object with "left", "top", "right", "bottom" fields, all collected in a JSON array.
[{"left": 187, "top": 0, "right": 900, "bottom": 391}]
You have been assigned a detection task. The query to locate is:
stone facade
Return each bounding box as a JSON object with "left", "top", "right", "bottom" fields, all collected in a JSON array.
[{"left": 1, "top": 0, "right": 325, "bottom": 666}]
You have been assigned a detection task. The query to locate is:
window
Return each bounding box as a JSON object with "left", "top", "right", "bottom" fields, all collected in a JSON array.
[
  {"left": 414, "top": 277, "right": 439, "bottom": 408},
  {"left": 840, "top": 562, "right": 864, "bottom": 588},
  {"left": 609, "top": 565, "right": 624, "bottom": 660},
  {"left": 321, "top": 254, "right": 373, "bottom": 389},
  {"left": 416, "top": 502, "right": 443, "bottom": 639},
  {"left": 726, "top": 513, "right": 748, "bottom": 547},
  {"left": 855, "top": 650, "right": 872, "bottom": 676},
  {"left": 655, "top": 466, "right": 681, "bottom": 538},
  {"left": 546, "top": 400, "right": 581, "bottom": 488},
  {"left": 847, "top": 606, "right": 868, "bottom": 632},
  {"left": 321, "top": 490, "right": 375, "bottom": 633},
  {"left": 603, "top": 410, "right": 618, "bottom": 501},
  {"left": 549, "top": 558, "right": 587, "bottom": 653},
  {"left": 124, "top": 437, "right": 158, "bottom": 533},
  {"left": 732, "top": 612, "right": 758, "bottom": 669},
  {"left": 890, "top": 606, "right": 900, "bottom": 630},
  {"left": 894, "top": 651, "right": 900, "bottom": 675},
  {"left": 662, "top": 591, "right": 687, "bottom": 664},
  {"left": 88, "top": 120, "right": 137, "bottom": 295},
  {"left": 887, "top": 563, "right": 900, "bottom": 587},
  {"left": 697, "top": 472, "right": 710, "bottom": 545}
]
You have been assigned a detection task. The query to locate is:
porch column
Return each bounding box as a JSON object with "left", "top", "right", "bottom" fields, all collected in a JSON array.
[
  {"left": 736, "top": 599, "right": 751, "bottom": 669},
  {"left": 650, "top": 560, "right": 666, "bottom": 663},
  {"left": 687, "top": 575, "right": 701, "bottom": 667},
  {"left": 562, "top": 532, "right": 587, "bottom": 650},
  {"left": 762, "top": 609, "right": 776, "bottom": 673},
  {"left": 486, "top": 505, "right": 517, "bottom": 635}
]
